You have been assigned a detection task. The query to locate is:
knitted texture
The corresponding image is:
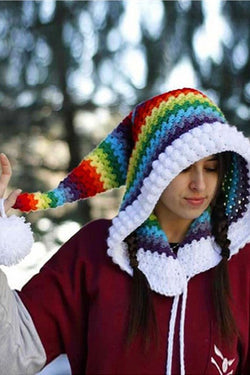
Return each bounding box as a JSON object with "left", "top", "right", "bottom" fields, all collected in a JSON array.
[
  {"left": 13, "top": 88, "right": 250, "bottom": 295},
  {"left": 120, "top": 88, "right": 226, "bottom": 210},
  {"left": 134, "top": 209, "right": 211, "bottom": 258},
  {"left": 14, "top": 114, "right": 133, "bottom": 211},
  {"left": 14, "top": 88, "right": 225, "bottom": 212}
]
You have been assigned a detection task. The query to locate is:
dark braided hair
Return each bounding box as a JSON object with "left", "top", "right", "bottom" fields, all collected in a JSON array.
[
  {"left": 125, "top": 234, "right": 157, "bottom": 347},
  {"left": 211, "top": 152, "right": 238, "bottom": 340}
]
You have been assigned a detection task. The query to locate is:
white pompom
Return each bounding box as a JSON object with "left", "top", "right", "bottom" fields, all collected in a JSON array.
[{"left": 0, "top": 215, "right": 34, "bottom": 266}]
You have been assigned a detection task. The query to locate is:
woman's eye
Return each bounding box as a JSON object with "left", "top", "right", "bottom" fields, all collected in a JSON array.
[
  {"left": 181, "top": 163, "right": 218, "bottom": 173},
  {"left": 205, "top": 166, "right": 218, "bottom": 172}
]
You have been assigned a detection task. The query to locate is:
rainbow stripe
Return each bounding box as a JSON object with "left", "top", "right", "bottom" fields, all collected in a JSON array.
[
  {"left": 134, "top": 209, "right": 212, "bottom": 257},
  {"left": 15, "top": 87, "right": 244, "bottom": 217},
  {"left": 14, "top": 114, "right": 133, "bottom": 211},
  {"left": 121, "top": 89, "right": 225, "bottom": 210}
]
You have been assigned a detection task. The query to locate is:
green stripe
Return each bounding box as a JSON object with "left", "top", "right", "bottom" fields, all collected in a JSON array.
[{"left": 99, "top": 140, "right": 125, "bottom": 185}]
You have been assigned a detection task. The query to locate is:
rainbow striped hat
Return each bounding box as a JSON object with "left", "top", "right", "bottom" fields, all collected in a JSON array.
[
  {"left": 14, "top": 88, "right": 250, "bottom": 295},
  {"left": 13, "top": 88, "right": 230, "bottom": 212}
]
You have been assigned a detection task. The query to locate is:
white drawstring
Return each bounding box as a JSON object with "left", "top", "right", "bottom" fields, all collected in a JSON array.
[
  {"left": 166, "top": 280, "right": 189, "bottom": 375},
  {"left": 179, "top": 282, "right": 188, "bottom": 375},
  {"left": 166, "top": 295, "right": 179, "bottom": 375}
]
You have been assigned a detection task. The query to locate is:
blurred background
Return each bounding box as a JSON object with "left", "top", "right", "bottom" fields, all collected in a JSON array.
[{"left": 0, "top": 0, "right": 250, "bottom": 373}]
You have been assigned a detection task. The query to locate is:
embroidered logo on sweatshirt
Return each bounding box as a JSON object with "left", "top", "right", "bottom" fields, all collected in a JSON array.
[{"left": 211, "top": 345, "right": 235, "bottom": 375}]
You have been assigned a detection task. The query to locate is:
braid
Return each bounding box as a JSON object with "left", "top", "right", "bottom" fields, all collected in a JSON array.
[
  {"left": 211, "top": 153, "right": 238, "bottom": 340},
  {"left": 211, "top": 189, "right": 231, "bottom": 258},
  {"left": 125, "top": 233, "right": 157, "bottom": 346}
]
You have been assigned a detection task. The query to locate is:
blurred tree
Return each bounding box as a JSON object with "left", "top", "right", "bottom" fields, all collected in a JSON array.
[{"left": 190, "top": 1, "right": 250, "bottom": 132}]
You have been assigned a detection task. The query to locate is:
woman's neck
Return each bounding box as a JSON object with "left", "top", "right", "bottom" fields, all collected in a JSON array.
[{"left": 154, "top": 206, "right": 192, "bottom": 243}]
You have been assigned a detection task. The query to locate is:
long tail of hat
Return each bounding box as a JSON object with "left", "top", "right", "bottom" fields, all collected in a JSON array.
[{"left": 14, "top": 114, "right": 133, "bottom": 212}]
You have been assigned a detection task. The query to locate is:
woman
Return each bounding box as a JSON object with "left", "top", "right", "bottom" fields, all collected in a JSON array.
[{"left": 0, "top": 88, "right": 249, "bottom": 374}]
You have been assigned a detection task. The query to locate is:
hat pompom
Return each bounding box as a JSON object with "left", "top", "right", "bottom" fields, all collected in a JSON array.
[{"left": 0, "top": 215, "right": 34, "bottom": 266}]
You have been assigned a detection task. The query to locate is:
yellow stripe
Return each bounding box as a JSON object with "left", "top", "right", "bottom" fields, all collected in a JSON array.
[
  {"left": 34, "top": 192, "right": 52, "bottom": 209},
  {"left": 89, "top": 149, "right": 118, "bottom": 190}
]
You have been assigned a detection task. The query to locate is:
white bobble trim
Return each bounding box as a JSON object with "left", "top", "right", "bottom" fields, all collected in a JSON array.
[
  {"left": 202, "top": 123, "right": 213, "bottom": 132},
  {"left": 125, "top": 205, "right": 134, "bottom": 217},
  {"left": 142, "top": 177, "right": 152, "bottom": 192},
  {"left": 181, "top": 144, "right": 190, "bottom": 154},
  {"left": 118, "top": 211, "right": 127, "bottom": 225},
  {"left": 154, "top": 175, "right": 166, "bottom": 188},
  {"left": 165, "top": 146, "right": 174, "bottom": 156},
  {"left": 182, "top": 133, "right": 193, "bottom": 142},
  {"left": 152, "top": 160, "right": 158, "bottom": 169},
  {"left": 137, "top": 193, "right": 150, "bottom": 208},
  {"left": 191, "top": 127, "right": 202, "bottom": 137},
  {"left": 170, "top": 162, "right": 181, "bottom": 174},
  {"left": 116, "top": 224, "right": 128, "bottom": 237},
  {"left": 158, "top": 152, "right": 167, "bottom": 163},
  {"left": 189, "top": 137, "right": 200, "bottom": 148},
  {"left": 132, "top": 200, "right": 143, "bottom": 217},
  {"left": 171, "top": 149, "right": 180, "bottom": 160},
  {"left": 172, "top": 138, "right": 183, "bottom": 149},
  {"left": 149, "top": 170, "right": 157, "bottom": 182},
  {"left": 145, "top": 194, "right": 155, "bottom": 203}
]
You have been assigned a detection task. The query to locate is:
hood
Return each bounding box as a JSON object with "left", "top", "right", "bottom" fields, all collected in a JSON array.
[
  {"left": 106, "top": 88, "right": 250, "bottom": 296},
  {"left": 14, "top": 88, "right": 250, "bottom": 295}
]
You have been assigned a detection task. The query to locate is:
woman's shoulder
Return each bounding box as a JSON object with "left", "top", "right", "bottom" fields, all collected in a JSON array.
[
  {"left": 42, "top": 219, "right": 113, "bottom": 272},
  {"left": 75, "top": 218, "right": 112, "bottom": 240},
  {"left": 72, "top": 218, "right": 112, "bottom": 252},
  {"left": 229, "top": 242, "right": 250, "bottom": 281},
  {"left": 231, "top": 242, "right": 250, "bottom": 262}
]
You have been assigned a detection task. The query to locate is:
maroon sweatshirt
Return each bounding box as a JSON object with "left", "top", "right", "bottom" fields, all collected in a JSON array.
[{"left": 19, "top": 219, "right": 250, "bottom": 374}]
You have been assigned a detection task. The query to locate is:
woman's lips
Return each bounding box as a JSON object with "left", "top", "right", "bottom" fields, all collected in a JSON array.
[{"left": 184, "top": 197, "right": 206, "bottom": 206}]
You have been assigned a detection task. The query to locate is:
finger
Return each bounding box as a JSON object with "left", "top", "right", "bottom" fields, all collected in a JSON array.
[
  {"left": 4, "top": 189, "right": 22, "bottom": 213},
  {"left": 0, "top": 153, "right": 12, "bottom": 196}
]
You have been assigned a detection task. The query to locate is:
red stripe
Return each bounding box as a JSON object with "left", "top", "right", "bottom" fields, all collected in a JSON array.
[
  {"left": 69, "top": 159, "right": 105, "bottom": 198},
  {"left": 132, "top": 88, "right": 205, "bottom": 143}
]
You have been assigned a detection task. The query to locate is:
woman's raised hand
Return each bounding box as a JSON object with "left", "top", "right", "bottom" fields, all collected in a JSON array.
[{"left": 0, "top": 153, "right": 22, "bottom": 214}]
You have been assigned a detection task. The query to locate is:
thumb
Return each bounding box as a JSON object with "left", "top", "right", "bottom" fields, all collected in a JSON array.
[{"left": 4, "top": 189, "right": 22, "bottom": 213}]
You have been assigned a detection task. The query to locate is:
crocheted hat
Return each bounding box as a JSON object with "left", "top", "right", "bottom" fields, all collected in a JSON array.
[
  {"left": 14, "top": 88, "right": 250, "bottom": 295},
  {"left": 12, "top": 88, "right": 233, "bottom": 211}
]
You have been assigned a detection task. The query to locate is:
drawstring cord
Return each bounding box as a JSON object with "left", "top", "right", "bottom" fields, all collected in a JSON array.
[
  {"left": 166, "top": 281, "right": 189, "bottom": 375},
  {"left": 166, "top": 295, "right": 179, "bottom": 375},
  {"left": 180, "top": 282, "right": 188, "bottom": 375}
]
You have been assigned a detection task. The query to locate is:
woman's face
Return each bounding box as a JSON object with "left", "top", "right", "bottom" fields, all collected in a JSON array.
[{"left": 155, "top": 155, "right": 219, "bottom": 227}]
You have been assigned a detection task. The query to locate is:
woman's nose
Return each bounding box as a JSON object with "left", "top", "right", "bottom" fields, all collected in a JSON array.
[{"left": 189, "top": 171, "right": 206, "bottom": 192}]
